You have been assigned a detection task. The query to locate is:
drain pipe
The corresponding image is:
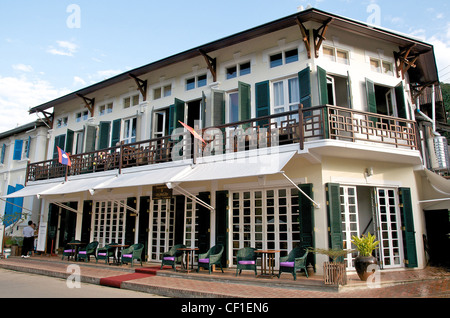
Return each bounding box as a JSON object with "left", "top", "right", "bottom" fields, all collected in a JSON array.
[{"left": 415, "top": 84, "right": 440, "bottom": 136}]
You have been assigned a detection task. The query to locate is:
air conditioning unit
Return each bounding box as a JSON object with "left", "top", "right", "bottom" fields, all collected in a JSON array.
[{"left": 432, "top": 136, "right": 450, "bottom": 170}]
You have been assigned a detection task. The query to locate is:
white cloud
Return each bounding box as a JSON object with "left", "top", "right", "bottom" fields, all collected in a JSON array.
[
  {"left": 12, "top": 64, "right": 33, "bottom": 72},
  {"left": 73, "top": 76, "right": 86, "bottom": 87},
  {"left": 47, "top": 40, "right": 78, "bottom": 57},
  {"left": 0, "top": 76, "right": 70, "bottom": 132}
]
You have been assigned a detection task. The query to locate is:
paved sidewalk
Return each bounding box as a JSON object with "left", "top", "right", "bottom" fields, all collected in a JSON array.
[{"left": 0, "top": 255, "right": 449, "bottom": 299}]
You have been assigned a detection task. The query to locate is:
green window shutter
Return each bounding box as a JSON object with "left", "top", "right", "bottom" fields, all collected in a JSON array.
[
  {"left": 255, "top": 81, "right": 270, "bottom": 127},
  {"left": 66, "top": 129, "right": 74, "bottom": 154},
  {"left": 365, "top": 78, "right": 377, "bottom": 114},
  {"left": 212, "top": 89, "right": 225, "bottom": 126},
  {"left": 201, "top": 91, "right": 207, "bottom": 128},
  {"left": 326, "top": 183, "right": 343, "bottom": 256},
  {"left": 298, "top": 183, "right": 315, "bottom": 267},
  {"left": 174, "top": 98, "right": 185, "bottom": 129},
  {"left": 168, "top": 104, "right": 175, "bottom": 135},
  {"left": 13, "top": 139, "right": 23, "bottom": 160},
  {"left": 317, "top": 66, "right": 328, "bottom": 105},
  {"left": 238, "top": 82, "right": 251, "bottom": 122},
  {"left": 298, "top": 67, "right": 312, "bottom": 108},
  {"left": 399, "top": 187, "right": 418, "bottom": 268},
  {"left": 52, "top": 134, "right": 66, "bottom": 159},
  {"left": 395, "top": 82, "right": 407, "bottom": 119},
  {"left": 98, "top": 121, "right": 111, "bottom": 150},
  {"left": 111, "top": 119, "right": 121, "bottom": 148},
  {"left": 85, "top": 125, "right": 97, "bottom": 153},
  {"left": 1, "top": 144, "right": 6, "bottom": 164}
]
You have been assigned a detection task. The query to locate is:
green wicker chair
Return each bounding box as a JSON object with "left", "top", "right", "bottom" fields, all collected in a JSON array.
[
  {"left": 61, "top": 240, "right": 80, "bottom": 260},
  {"left": 77, "top": 241, "right": 99, "bottom": 262},
  {"left": 161, "top": 244, "right": 186, "bottom": 271},
  {"left": 121, "top": 243, "right": 144, "bottom": 267},
  {"left": 197, "top": 244, "right": 224, "bottom": 274},
  {"left": 236, "top": 247, "right": 258, "bottom": 276},
  {"left": 277, "top": 246, "right": 309, "bottom": 280},
  {"left": 96, "top": 242, "right": 117, "bottom": 264}
]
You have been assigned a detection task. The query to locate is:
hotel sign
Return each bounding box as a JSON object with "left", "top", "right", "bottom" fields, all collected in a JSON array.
[{"left": 152, "top": 185, "right": 173, "bottom": 200}]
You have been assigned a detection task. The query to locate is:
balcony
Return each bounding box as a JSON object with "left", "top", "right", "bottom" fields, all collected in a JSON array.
[{"left": 26, "top": 105, "right": 419, "bottom": 183}]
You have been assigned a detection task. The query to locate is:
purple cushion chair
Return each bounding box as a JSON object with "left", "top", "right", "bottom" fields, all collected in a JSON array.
[
  {"left": 197, "top": 244, "right": 224, "bottom": 274},
  {"left": 277, "top": 246, "right": 309, "bottom": 280},
  {"left": 121, "top": 243, "right": 144, "bottom": 267},
  {"left": 236, "top": 247, "right": 258, "bottom": 276},
  {"left": 61, "top": 240, "right": 81, "bottom": 260},
  {"left": 161, "top": 244, "right": 186, "bottom": 271},
  {"left": 77, "top": 241, "right": 99, "bottom": 262},
  {"left": 96, "top": 242, "right": 117, "bottom": 264}
]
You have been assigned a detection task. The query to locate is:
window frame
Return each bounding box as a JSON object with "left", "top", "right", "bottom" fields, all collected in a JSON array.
[{"left": 269, "top": 48, "right": 299, "bottom": 68}]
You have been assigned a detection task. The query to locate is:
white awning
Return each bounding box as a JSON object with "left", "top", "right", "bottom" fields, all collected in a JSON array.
[
  {"left": 2, "top": 182, "right": 62, "bottom": 199},
  {"left": 94, "top": 164, "right": 191, "bottom": 190},
  {"left": 40, "top": 175, "right": 115, "bottom": 196},
  {"left": 170, "top": 151, "right": 297, "bottom": 183}
]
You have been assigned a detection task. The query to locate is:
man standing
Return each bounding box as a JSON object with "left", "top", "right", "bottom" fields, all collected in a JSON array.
[{"left": 21, "top": 221, "right": 34, "bottom": 258}]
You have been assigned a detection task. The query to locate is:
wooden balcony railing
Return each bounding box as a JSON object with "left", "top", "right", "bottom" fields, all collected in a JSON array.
[{"left": 26, "top": 105, "right": 419, "bottom": 183}]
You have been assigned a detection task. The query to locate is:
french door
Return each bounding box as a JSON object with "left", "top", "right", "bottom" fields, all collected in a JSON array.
[
  {"left": 339, "top": 186, "right": 360, "bottom": 269},
  {"left": 149, "top": 198, "right": 175, "bottom": 261},
  {"left": 92, "top": 200, "right": 126, "bottom": 247},
  {"left": 230, "top": 188, "right": 300, "bottom": 267},
  {"left": 375, "top": 188, "right": 403, "bottom": 268}
]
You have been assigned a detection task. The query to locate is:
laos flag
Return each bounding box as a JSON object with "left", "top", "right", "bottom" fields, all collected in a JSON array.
[{"left": 57, "top": 146, "right": 72, "bottom": 166}]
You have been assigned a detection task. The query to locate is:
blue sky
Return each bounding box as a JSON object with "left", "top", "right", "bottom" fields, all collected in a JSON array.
[{"left": 1, "top": 0, "right": 449, "bottom": 132}]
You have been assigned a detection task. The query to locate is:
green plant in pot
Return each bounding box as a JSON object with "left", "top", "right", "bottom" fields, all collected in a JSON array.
[{"left": 351, "top": 233, "right": 380, "bottom": 281}]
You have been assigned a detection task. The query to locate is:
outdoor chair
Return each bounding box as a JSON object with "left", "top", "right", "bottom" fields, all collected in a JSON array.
[
  {"left": 161, "top": 244, "right": 186, "bottom": 271},
  {"left": 197, "top": 244, "right": 224, "bottom": 274},
  {"left": 96, "top": 242, "right": 117, "bottom": 264},
  {"left": 61, "top": 240, "right": 80, "bottom": 260},
  {"left": 121, "top": 243, "right": 144, "bottom": 267},
  {"left": 77, "top": 241, "right": 99, "bottom": 262},
  {"left": 277, "top": 246, "right": 309, "bottom": 280},
  {"left": 236, "top": 247, "right": 258, "bottom": 276}
]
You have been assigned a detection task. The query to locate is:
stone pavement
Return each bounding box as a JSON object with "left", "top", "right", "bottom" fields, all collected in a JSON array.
[{"left": 0, "top": 255, "right": 449, "bottom": 300}]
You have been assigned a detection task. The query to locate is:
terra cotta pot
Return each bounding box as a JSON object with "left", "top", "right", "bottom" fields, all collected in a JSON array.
[{"left": 354, "top": 256, "right": 377, "bottom": 281}]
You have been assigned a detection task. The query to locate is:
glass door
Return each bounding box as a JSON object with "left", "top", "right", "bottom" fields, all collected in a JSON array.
[
  {"left": 375, "top": 188, "right": 403, "bottom": 268},
  {"left": 339, "top": 186, "right": 360, "bottom": 269},
  {"left": 149, "top": 198, "right": 175, "bottom": 261}
]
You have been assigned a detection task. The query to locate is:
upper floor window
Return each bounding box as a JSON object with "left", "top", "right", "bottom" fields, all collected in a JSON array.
[
  {"left": 370, "top": 58, "right": 393, "bottom": 76},
  {"left": 123, "top": 94, "right": 140, "bottom": 109},
  {"left": 57, "top": 116, "right": 68, "bottom": 128},
  {"left": 322, "top": 46, "right": 349, "bottom": 65},
  {"left": 99, "top": 103, "right": 113, "bottom": 116},
  {"left": 123, "top": 117, "right": 137, "bottom": 144},
  {"left": 186, "top": 74, "right": 207, "bottom": 91},
  {"left": 226, "top": 62, "right": 251, "bottom": 79},
  {"left": 75, "top": 111, "right": 89, "bottom": 122},
  {"left": 270, "top": 48, "right": 298, "bottom": 68},
  {"left": 153, "top": 84, "right": 172, "bottom": 100}
]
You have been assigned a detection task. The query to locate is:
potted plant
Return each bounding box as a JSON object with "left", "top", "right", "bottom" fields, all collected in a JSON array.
[{"left": 351, "top": 233, "right": 380, "bottom": 281}]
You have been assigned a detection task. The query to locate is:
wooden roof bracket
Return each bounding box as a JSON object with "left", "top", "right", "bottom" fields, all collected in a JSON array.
[
  {"left": 394, "top": 44, "right": 420, "bottom": 79},
  {"left": 38, "top": 110, "right": 54, "bottom": 129},
  {"left": 296, "top": 17, "right": 311, "bottom": 59},
  {"left": 199, "top": 49, "right": 217, "bottom": 82},
  {"left": 129, "top": 73, "right": 148, "bottom": 101},
  {"left": 313, "top": 18, "right": 333, "bottom": 58},
  {"left": 76, "top": 93, "right": 95, "bottom": 117}
]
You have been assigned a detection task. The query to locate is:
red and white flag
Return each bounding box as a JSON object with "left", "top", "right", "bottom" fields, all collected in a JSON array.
[{"left": 178, "top": 121, "right": 207, "bottom": 144}]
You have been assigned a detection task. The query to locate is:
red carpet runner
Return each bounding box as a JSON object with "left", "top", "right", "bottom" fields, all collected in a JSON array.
[{"left": 100, "top": 266, "right": 170, "bottom": 288}]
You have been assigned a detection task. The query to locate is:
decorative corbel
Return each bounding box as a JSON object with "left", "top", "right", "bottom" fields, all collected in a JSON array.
[
  {"left": 129, "top": 74, "right": 148, "bottom": 101},
  {"left": 199, "top": 49, "right": 217, "bottom": 82},
  {"left": 313, "top": 18, "right": 333, "bottom": 58},
  {"left": 76, "top": 93, "right": 95, "bottom": 117},
  {"left": 394, "top": 44, "right": 421, "bottom": 79},
  {"left": 296, "top": 17, "right": 311, "bottom": 59}
]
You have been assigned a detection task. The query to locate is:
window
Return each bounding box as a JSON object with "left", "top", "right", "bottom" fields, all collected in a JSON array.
[
  {"left": 75, "top": 111, "right": 88, "bottom": 122},
  {"left": 322, "top": 46, "right": 349, "bottom": 65},
  {"left": 99, "top": 103, "right": 113, "bottom": 116},
  {"left": 229, "top": 92, "right": 239, "bottom": 123},
  {"left": 153, "top": 85, "right": 172, "bottom": 100},
  {"left": 270, "top": 48, "right": 299, "bottom": 68},
  {"left": 272, "top": 77, "right": 300, "bottom": 124},
  {"left": 123, "top": 94, "right": 140, "bottom": 108},
  {"left": 57, "top": 116, "right": 68, "bottom": 128},
  {"left": 226, "top": 62, "right": 251, "bottom": 79},
  {"left": 186, "top": 74, "right": 207, "bottom": 91},
  {"left": 370, "top": 58, "right": 393, "bottom": 76},
  {"left": 123, "top": 117, "right": 137, "bottom": 144}
]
